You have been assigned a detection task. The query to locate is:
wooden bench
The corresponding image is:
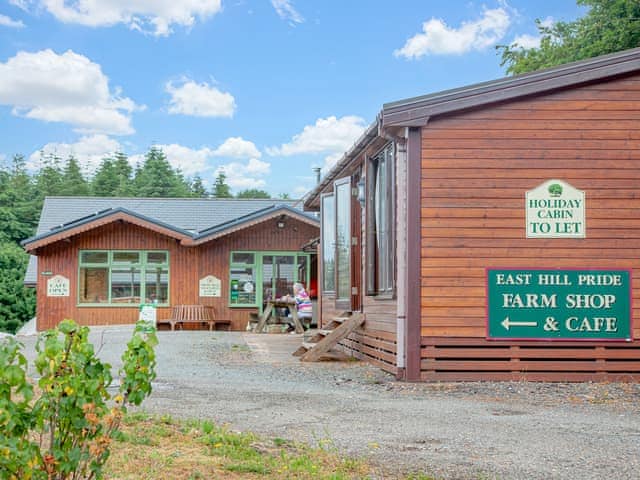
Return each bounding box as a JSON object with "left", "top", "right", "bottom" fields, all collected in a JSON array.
[{"left": 160, "top": 305, "right": 231, "bottom": 331}]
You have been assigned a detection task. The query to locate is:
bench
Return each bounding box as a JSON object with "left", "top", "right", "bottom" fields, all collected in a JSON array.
[{"left": 161, "top": 305, "right": 231, "bottom": 331}]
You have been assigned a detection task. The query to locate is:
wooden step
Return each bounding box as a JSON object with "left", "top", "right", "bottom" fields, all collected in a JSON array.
[
  {"left": 299, "top": 313, "right": 365, "bottom": 362},
  {"left": 317, "top": 329, "right": 333, "bottom": 336}
]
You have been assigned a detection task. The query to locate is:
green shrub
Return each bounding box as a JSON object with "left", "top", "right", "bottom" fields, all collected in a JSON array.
[{"left": 0, "top": 319, "right": 157, "bottom": 480}]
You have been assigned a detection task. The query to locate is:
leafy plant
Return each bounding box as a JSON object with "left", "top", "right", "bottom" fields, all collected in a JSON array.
[{"left": 0, "top": 319, "right": 157, "bottom": 480}]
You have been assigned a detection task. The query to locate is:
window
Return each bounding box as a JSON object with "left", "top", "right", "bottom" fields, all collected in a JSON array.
[
  {"left": 230, "top": 253, "right": 257, "bottom": 306},
  {"left": 229, "top": 251, "right": 310, "bottom": 308},
  {"left": 334, "top": 179, "right": 351, "bottom": 301},
  {"left": 320, "top": 194, "right": 335, "bottom": 293},
  {"left": 78, "top": 250, "right": 169, "bottom": 306},
  {"left": 367, "top": 143, "right": 395, "bottom": 295}
]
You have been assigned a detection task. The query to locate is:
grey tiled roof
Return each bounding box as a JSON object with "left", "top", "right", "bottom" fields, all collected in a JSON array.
[
  {"left": 34, "top": 197, "right": 300, "bottom": 235},
  {"left": 24, "top": 196, "right": 310, "bottom": 285}
]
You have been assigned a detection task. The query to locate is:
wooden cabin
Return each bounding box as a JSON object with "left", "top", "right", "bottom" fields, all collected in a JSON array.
[
  {"left": 23, "top": 197, "right": 319, "bottom": 331},
  {"left": 304, "top": 47, "right": 640, "bottom": 381}
]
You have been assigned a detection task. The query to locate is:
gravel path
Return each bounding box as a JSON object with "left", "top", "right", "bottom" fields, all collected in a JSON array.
[{"left": 15, "top": 326, "right": 640, "bottom": 479}]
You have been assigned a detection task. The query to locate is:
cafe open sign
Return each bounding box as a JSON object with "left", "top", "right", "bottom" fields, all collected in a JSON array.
[{"left": 487, "top": 269, "right": 631, "bottom": 340}]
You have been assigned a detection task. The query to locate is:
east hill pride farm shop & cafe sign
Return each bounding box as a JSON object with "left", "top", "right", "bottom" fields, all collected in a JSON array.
[{"left": 487, "top": 180, "right": 632, "bottom": 341}]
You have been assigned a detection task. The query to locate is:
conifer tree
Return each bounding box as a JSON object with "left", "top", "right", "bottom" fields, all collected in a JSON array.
[
  {"left": 61, "top": 156, "right": 90, "bottom": 196},
  {"left": 212, "top": 170, "right": 232, "bottom": 198}
]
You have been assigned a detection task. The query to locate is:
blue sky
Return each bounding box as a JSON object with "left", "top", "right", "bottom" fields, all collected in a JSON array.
[{"left": 0, "top": 0, "right": 584, "bottom": 197}]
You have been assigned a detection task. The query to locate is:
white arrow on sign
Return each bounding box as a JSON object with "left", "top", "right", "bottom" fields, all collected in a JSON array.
[{"left": 501, "top": 317, "right": 538, "bottom": 330}]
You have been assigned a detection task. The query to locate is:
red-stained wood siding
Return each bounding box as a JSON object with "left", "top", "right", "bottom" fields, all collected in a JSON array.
[
  {"left": 419, "top": 74, "right": 640, "bottom": 380},
  {"left": 35, "top": 218, "right": 318, "bottom": 331}
]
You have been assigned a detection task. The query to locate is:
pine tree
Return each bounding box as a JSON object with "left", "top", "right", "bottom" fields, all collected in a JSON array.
[
  {"left": 134, "top": 147, "right": 183, "bottom": 197},
  {"left": 236, "top": 188, "right": 271, "bottom": 199},
  {"left": 35, "top": 153, "right": 65, "bottom": 198},
  {"left": 112, "top": 152, "right": 134, "bottom": 196},
  {"left": 92, "top": 158, "right": 118, "bottom": 196},
  {"left": 212, "top": 171, "right": 232, "bottom": 198},
  {"left": 0, "top": 155, "right": 40, "bottom": 243},
  {"left": 61, "top": 156, "right": 90, "bottom": 196},
  {"left": 190, "top": 175, "right": 208, "bottom": 197},
  {"left": 0, "top": 241, "right": 35, "bottom": 333}
]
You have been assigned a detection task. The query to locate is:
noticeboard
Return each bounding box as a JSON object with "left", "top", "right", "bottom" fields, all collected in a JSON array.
[{"left": 487, "top": 269, "right": 631, "bottom": 341}]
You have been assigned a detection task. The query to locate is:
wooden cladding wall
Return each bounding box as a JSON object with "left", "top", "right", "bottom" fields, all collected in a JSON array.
[
  {"left": 35, "top": 218, "right": 318, "bottom": 331},
  {"left": 419, "top": 74, "right": 640, "bottom": 379}
]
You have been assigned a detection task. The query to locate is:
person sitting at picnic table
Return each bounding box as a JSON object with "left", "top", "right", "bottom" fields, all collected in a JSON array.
[{"left": 282, "top": 282, "right": 313, "bottom": 328}]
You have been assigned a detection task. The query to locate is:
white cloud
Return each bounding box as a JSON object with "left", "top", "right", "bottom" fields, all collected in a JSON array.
[
  {"left": 268, "top": 115, "right": 366, "bottom": 176},
  {"left": 0, "top": 14, "right": 25, "bottom": 28},
  {"left": 271, "top": 0, "right": 304, "bottom": 24},
  {"left": 0, "top": 49, "right": 140, "bottom": 135},
  {"left": 8, "top": 1, "right": 29, "bottom": 10},
  {"left": 394, "top": 7, "right": 511, "bottom": 59},
  {"left": 511, "top": 33, "right": 540, "bottom": 49},
  {"left": 510, "top": 17, "right": 554, "bottom": 50},
  {"left": 131, "top": 137, "right": 263, "bottom": 177},
  {"left": 292, "top": 185, "right": 309, "bottom": 197},
  {"left": 22, "top": 0, "right": 221, "bottom": 36},
  {"left": 267, "top": 115, "right": 366, "bottom": 157},
  {"left": 166, "top": 78, "right": 236, "bottom": 118},
  {"left": 322, "top": 152, "right": 343, "bottom": 172},
  {"left": 140, "top": 143, "right": 216, "bottom": 175},
  {"left": 27, "top": 134, "right": 122, "bottom": 173},
  {"left": 215, "top": 158, "right": 271, "bottom": 190},
  {"left": 211, "top": 136, "right": 260, "bottom": 158}
]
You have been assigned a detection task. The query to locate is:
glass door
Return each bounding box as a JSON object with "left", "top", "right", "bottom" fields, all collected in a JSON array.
[{"left": 335, "top": 178, "right": 351, "bottom": 306}]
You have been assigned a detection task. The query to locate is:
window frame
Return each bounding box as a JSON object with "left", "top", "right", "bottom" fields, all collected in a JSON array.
[
  {"left": 366, "top": 142, "right": 396, "bottom": 297},
  {"left": 77, "top": 250, "right": 170, "bottom": 307},
  {"left": 333, "top": 177, "right": 352, "bottom": 304},
  {"left": 320, "top": 192, "right": 336, "bottom": 294},
  {"left": 228, "top": 251, "right": 311, "bottom": 309}
]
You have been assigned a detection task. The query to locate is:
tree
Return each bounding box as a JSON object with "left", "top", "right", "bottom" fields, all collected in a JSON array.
[
  {"left": 112, "top": 152, "right": 134, "bottom": 196},
  {"left": 34, "top": 153, "right": 64, "bottom": 198},
  {"left": 190, "top": 175, "right": 208, "bottom": 197},
  {"left": 212, "top": 171, "right": 232, "bottom": 198},
  {"left": 0, "top": 155, "right": 40, "bottom": 243},
  {"left": 278, "top": 193, "right": 291, "bottom": 200},
  {"left": 498, "top": 0, "right": 640, "bottom": 75},
  {"left": 133, "top": 147, "right": 188, "bottom": 197},
  {"left": 236, "top": 189, "right": 271, "bottom": 199},
  {"left": 0, "top": 242, "right": 35, "bottom": 333},
  {"left": 92, "top": 153, "right": 134, "bottom": 197},
  {"left": 61, "top": 156, "right": 90, "bottom": 196}
]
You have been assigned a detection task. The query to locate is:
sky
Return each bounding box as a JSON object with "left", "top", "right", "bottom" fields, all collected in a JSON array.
[{"left": 0, "top": 0, "right": 585, "bottom": 197}]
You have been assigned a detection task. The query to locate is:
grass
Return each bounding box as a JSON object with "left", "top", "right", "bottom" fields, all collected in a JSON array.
[{"left": 104, "top": 412, "right": 437, "bottom": 479}]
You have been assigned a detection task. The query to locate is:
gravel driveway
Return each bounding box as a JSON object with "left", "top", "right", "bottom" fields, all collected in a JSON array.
[{"left": 15, "top": 326, "right": 640, "bottom": 480}]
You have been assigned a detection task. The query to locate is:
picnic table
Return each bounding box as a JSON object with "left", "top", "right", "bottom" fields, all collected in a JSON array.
[{"left": 253, "top": 298, "right": 304, "bottom": 334}]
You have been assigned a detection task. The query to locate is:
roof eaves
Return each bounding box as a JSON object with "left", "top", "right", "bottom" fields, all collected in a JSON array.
[
  {"left": 303, "top": 120, "right": 380, "bottom": 209},
  {"left": 21, "top": 207, "right": 192, "bottom": 248},
  {"left": 383, "top": 47, "right": 640, "bottom": 127},
  {"left": 190, "top": 204, "right": 319, "bottom": 245}
]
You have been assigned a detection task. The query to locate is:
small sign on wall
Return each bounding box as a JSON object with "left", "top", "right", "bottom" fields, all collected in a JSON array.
[
  {"left": 139, "top": 304, "right": 157, "bottom": 326},
  {"left": 47, "top": 275, "right": 69, "bottom": 297},
  {"left": 526, "top": 179, "right": 585, "bottom": 238},
  {"left": 199, "top": 275, "right": 222, "bottom": 297}
]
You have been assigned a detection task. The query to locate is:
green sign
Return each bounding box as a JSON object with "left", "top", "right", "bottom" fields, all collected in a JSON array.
[{"left": 487, "top": 269, "right": 631, "bottom": 340}]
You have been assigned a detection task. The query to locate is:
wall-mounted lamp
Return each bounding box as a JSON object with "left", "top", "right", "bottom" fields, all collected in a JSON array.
[
  {"left": 356, "top": 177, "right": 366, "bottom": 207},
  {"left": 276, "top": 217, "right": 286, "bottom": 229}
]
